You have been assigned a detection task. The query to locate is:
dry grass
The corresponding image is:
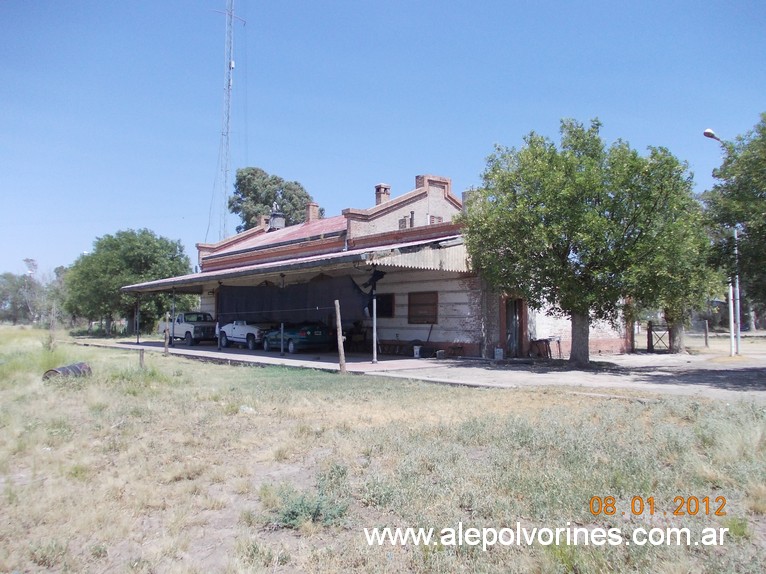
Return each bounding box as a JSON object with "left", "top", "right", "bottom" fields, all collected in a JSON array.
[{"left": 0, "top": 325, "right": 764, "bottom": 572}]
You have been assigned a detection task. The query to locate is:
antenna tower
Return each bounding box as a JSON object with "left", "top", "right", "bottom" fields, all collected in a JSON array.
[{"left": 207, "top": 0, "right": 239, "bottom": 243}]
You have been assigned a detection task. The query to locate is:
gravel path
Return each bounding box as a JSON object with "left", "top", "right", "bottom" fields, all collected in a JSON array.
[{"left": 372, "top": 345, "right": 766, "bottom": 403}]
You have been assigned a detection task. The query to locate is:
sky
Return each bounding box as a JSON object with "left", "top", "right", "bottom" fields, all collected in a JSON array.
[{"left": 1, "top": 0, "right": 765, "bottom": 278}]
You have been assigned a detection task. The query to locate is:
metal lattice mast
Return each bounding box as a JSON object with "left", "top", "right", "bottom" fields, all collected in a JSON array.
[
  {"left": 205, "top": 0, "right": 245, "bottom": 243},
  {"left": 218, "top": 0, "right": 235, "bottom": 241}
]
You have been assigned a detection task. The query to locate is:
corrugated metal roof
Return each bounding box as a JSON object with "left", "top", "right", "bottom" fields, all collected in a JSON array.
[
  {"left": 123, "top": 235, "right": 469, "bottom": 293},
  {"left": 368, "top": 239, "right": 468, "bottom": 273},
  {"left": 208, "top": 215, "right": 347, "bottom": 258}
]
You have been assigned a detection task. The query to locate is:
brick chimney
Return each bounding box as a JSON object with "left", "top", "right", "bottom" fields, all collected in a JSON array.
[
  {"left": 269, "top": 208, "right": 285, "bottom": 231},
  {"left": 416, "top": 174, "right": 451, "bottom": 193},
  {"left": 375, "top": 183, "right": 391, "bottom": 205},
  {"left": 305, "top": 202, "right": 319, "bottom": 222}
]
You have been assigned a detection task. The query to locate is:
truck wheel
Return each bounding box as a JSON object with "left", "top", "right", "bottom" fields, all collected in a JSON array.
[
  {"left": 287, "top": 339, "right": 297, "bottom": 354},
  {"left": 185, "top": 332, "right": 194, "bottom": 346},
  {"left": 263, "top": 338, "right": 271, "bottom": 352},
  {"left": 220, "top": 332, "right": 229, "bottom": 348},
  {"left": 246, "top": 334, "right": 256, "bottom": 351}
]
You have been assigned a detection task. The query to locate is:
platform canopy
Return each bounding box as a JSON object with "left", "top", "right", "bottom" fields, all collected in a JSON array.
[{"left": 121, "top": 235, "right": 468, "bottom": 295}]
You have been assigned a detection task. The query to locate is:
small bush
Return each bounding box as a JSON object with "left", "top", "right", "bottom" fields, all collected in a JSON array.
[
  {"left": 238, "top": 538, "right": 290, "bottom": 567},
  {"left": 317, "top": 462, "right": 349, "bottom": 497},
  {"left": 723, "top": 516, "right": 750, "bottom": 540},
  {"left": 360, "top": 475, "right": 395, "bottom": 508},
  {"left": 29, "top": 540, "right": 67, "bottom": 568},
  {"left": 258, "top": 483, "right": 280, "bottom": 511},
  {"left": 274, "top": 485, "right": 347, "bottom": 529}
]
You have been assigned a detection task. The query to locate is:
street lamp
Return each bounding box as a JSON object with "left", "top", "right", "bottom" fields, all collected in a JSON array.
[
  {"left": 703, "top": 128, "right": 741, "bottom": 356},
  {"left": 703, "top": 128, "right": 721, "bottom": 142}
]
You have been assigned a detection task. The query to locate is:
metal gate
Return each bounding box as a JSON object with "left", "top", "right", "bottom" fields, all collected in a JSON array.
[{"left": 647, "top": 321, "right": 670, "bottom": 352}]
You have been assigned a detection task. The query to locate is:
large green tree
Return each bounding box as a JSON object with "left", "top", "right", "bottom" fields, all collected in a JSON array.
[
  {"left": 462, "top": 119, "right": 711, "bottom": 365},
  {"left": 0, "top": 272, "right": 37, "bottom": 324},
  {"left": 703, "top": 113, "right": 766, "bottom": 309},
  {"left": 623, "top": 198, "right": 721, "bottom": 352},
  {"left": 228, "top": 167, "right": 323, "bottom": 233},
  {"left": 64, "top": 229, "right": 194, "bottom": 333}
]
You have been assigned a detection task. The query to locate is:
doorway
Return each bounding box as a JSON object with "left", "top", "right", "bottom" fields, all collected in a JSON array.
[{"left": 506, "top": 298, "right": 524, "bottom": 358}]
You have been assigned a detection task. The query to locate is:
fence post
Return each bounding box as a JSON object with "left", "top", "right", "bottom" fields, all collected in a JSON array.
[
  {"left": 335, "top": 300, "right": 347, "bottom": 374},
  {"left": 704, "top": 319, "right": 709, "bottom": 348},
  {"left": 163, "top": 312, "right": 169, "bottom": 357}
]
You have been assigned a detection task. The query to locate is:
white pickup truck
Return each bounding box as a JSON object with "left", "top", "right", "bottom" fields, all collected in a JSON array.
[
  {"left": 218, "top": 320, "right": 276, "bottom": 350},
  {"left": 158, "top": 312, "right": 217, "bottom": 346}
]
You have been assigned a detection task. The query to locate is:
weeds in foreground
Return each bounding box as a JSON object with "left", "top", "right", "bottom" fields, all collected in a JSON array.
[
  {"left": 237, "top": 537, "right": 291, "bottom": 568},
  {"left": 0, "top": 326, "right": 763, "bottom": 574},
  {"left": 28, "top": 539, "right": 68, "bottom": 568},
  {"left": 269, "top": 485, "right": 348, "bottom": 529}
]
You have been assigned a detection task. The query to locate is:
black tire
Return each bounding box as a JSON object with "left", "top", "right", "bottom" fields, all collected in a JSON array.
[
  {"left": 246, "top": 334, "right": 256, "bottom": 351},
  {"left": 185, "top": 332, "right": 194, "bottom": 346},
  {"left": 263, "top": 337, "right": 271, "bottom": 352},
  {"left": 287, "top": 339, "right": 297, "bottom": 354},
  {"left": 220, "top": 332, "right": 229, "bottom": 348}
]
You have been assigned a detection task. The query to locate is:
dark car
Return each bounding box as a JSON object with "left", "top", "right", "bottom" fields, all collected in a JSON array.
[{"left": 262, "top": 322, "right": 332, "bottom": 354}]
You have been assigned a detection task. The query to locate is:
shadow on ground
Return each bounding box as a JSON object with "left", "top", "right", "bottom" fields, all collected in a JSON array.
[{"left": 444, "top": 357, "right": 766, "bottom": 394}]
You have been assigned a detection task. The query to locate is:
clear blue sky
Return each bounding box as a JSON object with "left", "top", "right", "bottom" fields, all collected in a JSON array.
[{"left": 2, "top": 0, "right": 764, "bottom": 277}]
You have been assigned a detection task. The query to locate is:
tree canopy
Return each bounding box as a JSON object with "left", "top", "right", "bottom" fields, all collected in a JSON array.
[
  {"left": 703, "top": 112, "right": 766, "bottom": 307},
  {"left": 461, "top": 119, "right": 712, "bottom": 364},
  {"left": 64, "top": 229, "right": 194, "bottom": 332},
  {"left": 228, "top": 167, "right": 324, "bottom": 233},
  {"left": 0, "top": 272, "right": 37, "bottom": 325}
]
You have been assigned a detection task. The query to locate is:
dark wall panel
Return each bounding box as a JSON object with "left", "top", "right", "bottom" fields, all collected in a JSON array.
[{"left": 218, "top": 275, "right": 369, "bottom": 326}]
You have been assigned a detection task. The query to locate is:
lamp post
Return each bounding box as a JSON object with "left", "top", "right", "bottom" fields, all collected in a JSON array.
[{"left": 704, "top": 128, "right": 741, "bottom": 356}]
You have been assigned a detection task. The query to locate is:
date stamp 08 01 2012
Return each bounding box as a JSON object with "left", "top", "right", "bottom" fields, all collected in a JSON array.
[{"left": 589, "top": 496, "right": 727, "bottom": 517}]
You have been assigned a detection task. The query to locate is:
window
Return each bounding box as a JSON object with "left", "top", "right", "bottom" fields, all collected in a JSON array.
[
  {"left": 408, "top": 291, "right": 438, "bottom": 324},
  {"left": 399, "top": 216, "right": 408, "bottom": 230},
  {"left": 429, "top": 215, "right": 443, "bottom": 225},
  {"left": 368, "top": 293, "right": 394, "bottom": 318}
]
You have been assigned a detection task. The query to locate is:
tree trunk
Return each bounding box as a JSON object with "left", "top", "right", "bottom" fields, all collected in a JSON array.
[
  {"left": 668, "top": 322, "right": 685, "bottom": 353},
  {"left": 569, "top": 311, "right": 590, "bottom": 366}
]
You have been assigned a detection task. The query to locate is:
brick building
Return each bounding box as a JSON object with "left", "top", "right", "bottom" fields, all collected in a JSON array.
[{"left": 123, "top": 174, "right": 629, "bottom": 358}]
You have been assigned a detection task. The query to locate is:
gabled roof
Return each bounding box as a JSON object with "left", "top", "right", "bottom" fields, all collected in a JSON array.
[
  {"left": 202, "top": 215, "right": 347, "bottom": 260},
  {"left": 194, "top": 174, "right": 462, "bottom": 272},
  {"left": 123, "top": 174, "right": 467, "bottom": 293},
  {"left": 342, "top": 177, "right": 461, "bottom": 221}
]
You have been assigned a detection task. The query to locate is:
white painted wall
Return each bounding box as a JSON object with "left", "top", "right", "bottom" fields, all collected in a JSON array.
[{"left": 363, "top": 270, "right": 482, "bottom": 345}]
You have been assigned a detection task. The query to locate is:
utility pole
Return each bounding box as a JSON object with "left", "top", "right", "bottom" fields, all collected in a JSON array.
[{"left": 704, "top": 128, "right": 741, "bottom": 355}]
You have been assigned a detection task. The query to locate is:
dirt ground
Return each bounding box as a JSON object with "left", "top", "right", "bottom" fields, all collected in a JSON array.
[{"left": 377, "top": 334, "right": 766, "bottom": 403}]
